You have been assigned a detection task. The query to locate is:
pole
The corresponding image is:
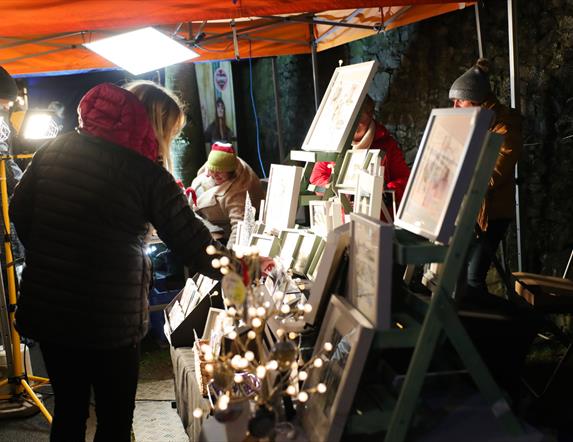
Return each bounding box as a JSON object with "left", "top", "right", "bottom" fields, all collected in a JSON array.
[
  {"left": 474, "top": 3, "right": 484, "bottom": 58},
  {"left": 271, "top": 57, "right": 285, "bottom": 162},
  {"left": 309, "top": 22, "right": 319, "bottom": 111},
  {"left": 507, "top": 0, "right": 523, "bottom": 272}
]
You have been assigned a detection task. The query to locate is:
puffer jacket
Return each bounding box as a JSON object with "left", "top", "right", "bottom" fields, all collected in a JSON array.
[
  {"left": 191, "top": 157, "right": 264, "bottom": 246},
  {"left": 477, "top": 96, "right": 522, "bottom": 230},
  {"left": 10, "top": 83, "right": 220, "bottom": 349}
]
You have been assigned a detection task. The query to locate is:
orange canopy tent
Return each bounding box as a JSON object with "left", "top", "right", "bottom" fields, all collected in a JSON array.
[{"left": 0, "top": 1, "right": 473, "bottom": 76}]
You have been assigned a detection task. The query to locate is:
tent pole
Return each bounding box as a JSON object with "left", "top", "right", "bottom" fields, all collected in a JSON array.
[
  {"left": 309, "top": 23, "right": 319, "bottom": 111},
  {"left": 271, "top": 57, "right": 285, "bottom": 161},
  {"left": 508, "top": 0, "right": 523, "bottom": 272},
  {"left": 474, "top": 3, "right": 484, "bottom": 58}
]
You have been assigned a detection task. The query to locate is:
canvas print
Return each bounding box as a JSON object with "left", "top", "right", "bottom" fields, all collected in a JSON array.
[
  {"left": 354, "top": 170, "right": 384, "bottom": 218},
  {"left": 263, "top": 165, "right": 303, "bottom": 231},
  {"left": 302, "top": 61, "right": 378, "bottom": 152},
  {"left": 279, "top": 230, "right": 303, "bottom": 268},
  {"left": 309, "top": 200, "right": 333, "bottom": 238},
  {"left": 292, "top": 233, "right": 320, "bottom": 276}
]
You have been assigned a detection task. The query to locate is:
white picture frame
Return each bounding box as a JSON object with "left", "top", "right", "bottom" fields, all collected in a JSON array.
[
  {"left": 305, "top": 224, "right": 350, "bottom": 326},
  {"left": 180, "top": 278, "right": 201, "bottom": 317},
  {"left": 335, "top": 149, "right": 376, "bottom": 192},
  {"left": 302, "top": 60, "right": 378, "bottom": 152},
  {"left": 291, "top": 233, "right": 321, "bottom": 276},
  {"left": 250, "top": 233, "right": 280, "bottom": 258},
  {"left": 263, "top": 165, "right": 303, "bottom": 231},
  {"left": 300, "top": 295, "right": 374, "bottom": 442},
  {"left": 278, "top": 229, "right": 304, "bottom": 269},
  {"left": 395, "top": 107, "right": 494, "bottom": 244},
  {"left": 309, "top": 200, "right": 333, "bottom": 238},
  {"left": 348, "top": 213, "right": 393, "bottom": 330},
  {"left": 306, "top": 238, "right": 326, "bottom": 281},
  {"left": 353, "top": 170, "right": 384, "bottom": 219}
]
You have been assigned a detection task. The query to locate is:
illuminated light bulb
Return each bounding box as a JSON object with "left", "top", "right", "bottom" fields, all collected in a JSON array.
[
  {"left": 266, "top": 360, "right": 278, "bottom": 370},
  {"left": 220, "top": 267, "right": 229, "bottom": 275},
  {"left": 256, "top": 366, "right": 267, "bottom": 378},
  {"left": 245, "top": 351, "right": 255, "bottom": 361},
  {"left": 211, "top": 258, "right": 221, "bottom": 268},
  {"left": 280, "top": 304, "right": 290, "bottom": 314},
  {"left": 247, "top": 330, "right": 257, "bottom": 340},
  {"left": 313, "top": 358, "right": 323, "bottom": 368},
  {"left": 276, "top": 328, "right": 285, "bottom": 337},
  {"left": 317, "top": 383, "right": 327, "bottom": 393},
  {"left": 303, "top": 304, "right": 312, "bottom": 313},
  {"left": 286, "top": 385, "right": 296, "bottom": 395},
  {"left": 228, "top": 331, "right": 237, "bottom": 340},
  {"left": 204, "top": 353, "right": 214, "bottom": 362},
  {"left": 298, "top": 371, "right": 308, "bottom": 381},
  {"left": 248, "top": 307, "right": 257, "bottom": 317},
  {"left": 206, "top": 364, "right": 214, "bottom": 373},
  {"left": 218, "top": 395, "right": 229, "bottom": 410},
  {"left": 263, "top": 301, "right": 271, "bottom": 309},
  {"left": 220, "top": 256, "right": 230, "bottom": 266},
  {"left": 298, "top": 391, "right": 309, "bottom": 402},
  {"left": 231, "top": 355, "right": 242, "bottom": 369},
  {"left": 224, "top": 298, "right": 231, "bottom": 306},
  {"left": 193, "top": 408, "right": 204, "bottom": 418},
  {"left": 228, "top": 307, "right": 237, "bottom": 316},
  {"left": 252, "top": 317, "right": 262, "bottom": 328},
  {"left": 323, "top": 342, "right": 333, "bottom": 352},
  {"left": 291, "top": 362, "right": 298, "bottom": 370},
  {"left": 297, "top": 303, "right": 305, "bottom": 311},
  {"left": 239, "top": 358, "right": 249, "bottom": 369},
  {"left": 288, "top": 332, "right": 297, "bottom": 340},
  {"left": 235, "top": 250, "right": 244, "bottom": 259},
  {"left": 256, "top": 307, "right": 266, "bottom": 317},
  {"left": 234, "top": 374, "right": 243, "bottom": 383},
  {"left": 201, "top": 344, "right": 212, "bottom": 354},
  {"left": 206, "top": 245, "right": 217, "bottom": 255}
]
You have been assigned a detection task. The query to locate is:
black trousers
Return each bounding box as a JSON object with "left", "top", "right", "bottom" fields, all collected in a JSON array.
[{"left": 40, "top": 341, "right": 140, "bottom": 442}]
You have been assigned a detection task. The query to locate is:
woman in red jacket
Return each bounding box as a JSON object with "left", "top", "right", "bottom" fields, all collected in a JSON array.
[{"left": 310, "top": 95, "right": 410, "bottom": 214}]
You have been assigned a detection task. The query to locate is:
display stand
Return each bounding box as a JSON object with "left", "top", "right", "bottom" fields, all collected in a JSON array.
[
  {"left": 344, "top": 133, "right": 525, "bottom": 441},
  {"left": 0, "top": 155, "right": 52, "bottom": 423}
]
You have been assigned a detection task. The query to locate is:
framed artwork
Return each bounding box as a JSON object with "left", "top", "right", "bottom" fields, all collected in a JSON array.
[
  {"left": 291, "top": 233, "right": 321, "bottom": 276},
  {"left": 348, "top": 213, "right": 393, "bottom": 330},
  {"left": 250, "top": 234, "right": 280, "bottom": 258},
  {"left": 306, "top": 239, "right": 326, "bottom": 281},
  {"left": 305, "top": 224, "right": 350, "bottom": 326},
  {"left": 395, "top": 107, "right": 494, "bottom": 244},
  {"left": 278, "top": 229, "right": 304, "bottom": 268},
  {"left": 263, "top": 165, "right": 303, "bottom": 231},
  {"left": 300, "top": 295, "right": 374, "bottom": 442},
  {"left": 302, "top": 60, "right": 378, "bottom": 152},
  {"left": 180, "top": 278, "right": 201, "bottom": 317},
  {"left": 353, "top": 170, "right": 384, "bottom": 218},
  {"left": 335, "top": 149, "right": 381, "bottom": 192},
  {"left": 309, "top": 200, "right": 333, "bottom": 238}
]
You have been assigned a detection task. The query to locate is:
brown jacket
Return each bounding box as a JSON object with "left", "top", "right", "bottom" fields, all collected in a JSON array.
[
  {"left": 191, "top": 158, "right": 264, "bottom": 246},
  {"left": 477, "top": 96, "right": 522, "bottom": 231}
]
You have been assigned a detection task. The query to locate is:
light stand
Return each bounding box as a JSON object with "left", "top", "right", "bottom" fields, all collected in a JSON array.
[{"left": 0, "top": 154, "right": 52, "bottom": 422}]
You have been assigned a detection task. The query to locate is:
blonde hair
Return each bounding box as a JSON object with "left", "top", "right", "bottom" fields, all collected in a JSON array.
[{"left": 123, "top": 80, "right": 185, "bottom": 171}]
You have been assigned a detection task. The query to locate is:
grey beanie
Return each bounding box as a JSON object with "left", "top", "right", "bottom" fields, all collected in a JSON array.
[
  {"left": 449, "top": 58, "right": 491, "bottom": 103},
  {"left": 0, "top": 66, "right": 18, "bottom": 101}
]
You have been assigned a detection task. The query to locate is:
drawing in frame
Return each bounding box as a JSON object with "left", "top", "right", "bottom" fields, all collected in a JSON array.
[
  {"left": 278, "top": 229, "right": 304, "bottom": 269},
  {"left": 347, "top": 213, "right": 393, "bottom": 330},
  {"left": 353, "top": 169, "right": 384, "bottom": 219},
  {"left": 306, "top": 238, "right": 326, "bottom": 281},
  {"left": 305, "top": 224, "right": 350, "bottom": 326},
  {"left": 309, "top": 200, "right": 333, "bottom": 238},
  {"left": 249, "top": 233, "right": 280, "bottom": 258},
  {"left": 301, "top": 60, "right": 378, "bottom": 153},
  {"left": 300, "top": 295, "right": 374, "bottom": 442},
  {"left": 291, "top": 233, "right": 321, "bottom": 277},
  {"left": 395, "top": 107, "right": 494, "bottom": 244},
  {"left": 335, "top": 149, "right": 380, "bottom": 192},
  {"left": 263, "top": 164, "right": 303, "bottom": 231}
]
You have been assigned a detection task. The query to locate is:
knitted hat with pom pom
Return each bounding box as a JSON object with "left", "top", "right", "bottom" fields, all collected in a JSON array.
[
  {"left": 449, "top": 58, "right": 492, "bottom": 104},
  {"left": 207, "top": 142, "right": 237, "bottom": 173}
]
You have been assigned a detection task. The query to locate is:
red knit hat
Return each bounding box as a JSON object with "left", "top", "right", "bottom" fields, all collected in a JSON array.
[{"left": 207, "top": 142, "right": 237, "bottom": 172}]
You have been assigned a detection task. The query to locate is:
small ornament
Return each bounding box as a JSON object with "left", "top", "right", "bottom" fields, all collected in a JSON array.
[{"left": 222, "top": 272, "right": 247, "bottom": 305}]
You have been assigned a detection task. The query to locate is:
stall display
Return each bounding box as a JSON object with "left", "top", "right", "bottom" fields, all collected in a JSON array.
[
  {"left": 302, "top": 60, "right": 378, "bottom": 153},
  {"left": 395, "top": 107, "right": 493, "bottom": 244},
  {"left": 263, "top": 164, "right": 303, "bottom": 231},
  {"left": 347, "top": 213, "right": 393, "bottom": 330},
  {"left": 300, "top": 295, "right": 374, "bottom": 442},
  {"left": 353, "top": 169, "right": 384, "bottom": 219}
]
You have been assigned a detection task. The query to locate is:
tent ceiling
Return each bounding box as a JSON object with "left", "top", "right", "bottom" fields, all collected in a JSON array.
[{"left": 0, "top": 1, "right": 472, "bottom": 76}]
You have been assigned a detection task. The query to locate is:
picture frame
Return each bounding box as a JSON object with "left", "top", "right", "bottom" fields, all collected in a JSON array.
[
  {"left": 395, "top": 107, "right": 494, "bottom": 244},
  {"left": 305, "top": 224, "right": 350, "bottom": 326},
  {"left": 306, "top": 239, "right": 326, "bottom": 281},
  {"left": 347, "top": 213, "right": 393, "bottom": 330},
  {"left": 300, "top": 295, "right": 374, "bottom": 442},
  {"left": 179, "top": 278, "right": 201, "bottom": 317},
  {"left": 353, "top": 170, "right": 384, "bottom": 219},
  {"left": 250, "top": 233, "right": 280, "bottom": 258},
  {"left": 302, "top": 60, "right": 378, "bottom": 152},
  {"left": 263, "top": 164, "right": 303, "bottom": 231},
  {"left": 335, "top": 149, "right": 378, "bottom": 192},
  {"left": 291, "top": 233, "right": 321, "bottom": 276},
  {"left": 278, "top": 229, "right": 304, "bottom": 269},
  {"left": 309, "top": 200, "right": 333, "bottom": 238}
]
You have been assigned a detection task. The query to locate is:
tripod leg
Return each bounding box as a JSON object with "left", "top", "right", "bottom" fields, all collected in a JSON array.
[{"left": 21, "top": 378, "right": 52, "bottom": 423}]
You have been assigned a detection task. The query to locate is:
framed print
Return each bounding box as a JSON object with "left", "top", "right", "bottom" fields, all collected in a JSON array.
[
  {"left": 395, "top": 107, "right": 494, "bottom": 244},
  {"left": 335, "top": 149, "right": 376, "bottom": 191},
  {"left": 300, "top": 295, "right": 374, "bottom": 442},
  {"left": 306, "top": 239, "right": 326, "bottom": 281},
  {"left": 348, "top": 213, "right": 393, "bottom": 330},
  {"left": 180, "top": 278, "right": 201, "bottom": 317},
  {"left": 250, "top": 234, "right": 280, "bottom": 258},
  {"left": 292, "top": 233, "right": 321, "bottom": 276},
  {"left": 353, "top": 170, "right": 384, "bottom": 218},
  {"left": 263, "top": 165, "right": 303, "bottom": 231},
  {"left": 302, "top": 60, "right": 378, "bottom": 152},
  {"left": 309, "top": 200, "right": 333, "bottom": 238},
  {"left": 305, "top": 224, "right": 350, "bottom": 326},
  {"left": 278, "top": 229, "right": 304, "bottom": 268}
]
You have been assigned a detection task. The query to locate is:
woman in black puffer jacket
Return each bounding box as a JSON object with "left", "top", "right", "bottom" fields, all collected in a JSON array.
[{"left": 10, "top": 81, "right": 220, "bottom": 442}]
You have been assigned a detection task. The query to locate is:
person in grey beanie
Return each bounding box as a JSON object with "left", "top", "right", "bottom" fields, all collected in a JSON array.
[{"left": 449, "top": 58, "right": 522, "bottom": 300}]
